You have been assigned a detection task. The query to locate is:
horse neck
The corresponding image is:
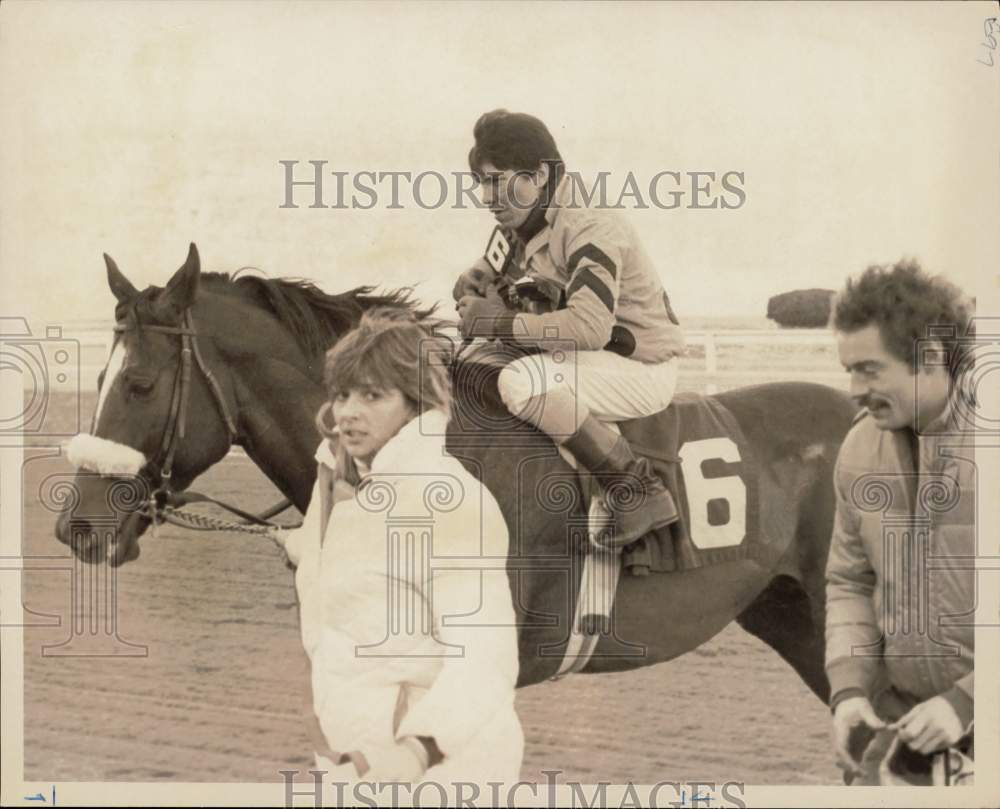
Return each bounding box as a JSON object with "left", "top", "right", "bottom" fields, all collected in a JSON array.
[
  {"left": 198, "top": 290, "right": 327, "bottom": 511},
  {"left": 234, "top": 370, "right": 326, "bottom": 511}
]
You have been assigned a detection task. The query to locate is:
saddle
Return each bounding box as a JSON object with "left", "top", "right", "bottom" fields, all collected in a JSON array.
[{"left": 453, "top": 344, "right": 760, "bottom": 575}]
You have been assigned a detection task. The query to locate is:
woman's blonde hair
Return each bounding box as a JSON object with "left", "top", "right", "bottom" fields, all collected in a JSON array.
[{"left": 315, "top": 308, "right": 452, "bottom": 481}]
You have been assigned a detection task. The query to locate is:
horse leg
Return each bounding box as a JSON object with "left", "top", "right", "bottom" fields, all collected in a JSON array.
[{"left": 735, "top": 573, "right": 829, "bottom": 703}]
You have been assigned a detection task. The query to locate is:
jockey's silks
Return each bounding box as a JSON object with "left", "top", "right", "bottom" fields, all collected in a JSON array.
[
  {"left": 488, "top": 173, "right": 685, "bottom": 364},
  {"left": 513, "top": 162, "right": 564, "bottom": 245}
]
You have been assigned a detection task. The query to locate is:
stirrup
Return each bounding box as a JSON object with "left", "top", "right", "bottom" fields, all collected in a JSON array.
[
  {"left": 551, "top": 495, "right": 624, "bottom": 680},
  {"left": 587, "top": 492, "right": 616, "bottom": 552},
  {"left": 582, "top": 494, "right": 622, "bottom": 634}
]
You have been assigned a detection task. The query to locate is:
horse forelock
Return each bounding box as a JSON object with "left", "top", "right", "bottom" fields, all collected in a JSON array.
[{"left": 114, "top": 287, "right": 180, "bottom": 335}]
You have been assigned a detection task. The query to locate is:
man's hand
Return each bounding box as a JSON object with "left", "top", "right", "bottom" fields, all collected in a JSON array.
[
  {"left": 832, "top": 696, "right": 885, "bottom": 776},
  {"left": 361, "top": 739, "right": 427, "bottom": 783},
  {"left": 452, "top": 266, "right": 494, "bottom": 302},
  {"left": 456, "top": 287, "right": 512, "bottom": 339},
  {"left": 891, "top": 696, "right": 965, "bottom": 754}
]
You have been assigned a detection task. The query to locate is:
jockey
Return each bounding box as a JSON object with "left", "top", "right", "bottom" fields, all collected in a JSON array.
[
  {"left": 455, "top": 109, "right": 686, "bottom": 547},
  {"left": 273, "top": 310, "right": 524, "bottom": 789}
]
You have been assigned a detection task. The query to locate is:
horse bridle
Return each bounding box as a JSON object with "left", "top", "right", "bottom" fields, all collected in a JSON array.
[{"left": 106, "top": 309, "right": 239, "bottom": 522}]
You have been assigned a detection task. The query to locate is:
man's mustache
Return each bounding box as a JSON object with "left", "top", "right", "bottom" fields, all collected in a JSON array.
[{"left": 854, "top": 394, "right": 889, "bottom": 410}]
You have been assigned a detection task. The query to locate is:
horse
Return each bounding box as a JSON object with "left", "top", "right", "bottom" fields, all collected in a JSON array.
[{"left": 55, "top": 243, "right": 857, "bottom": 698}]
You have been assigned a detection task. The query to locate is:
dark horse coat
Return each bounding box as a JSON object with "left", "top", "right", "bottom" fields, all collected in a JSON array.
[{"left": 56, "top": 244, "right": 857, "bottom": 703}]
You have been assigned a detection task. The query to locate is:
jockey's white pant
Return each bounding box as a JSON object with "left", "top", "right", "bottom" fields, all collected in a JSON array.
[{"left": 497, "top": 350, "right": 679, "bottom": 439}]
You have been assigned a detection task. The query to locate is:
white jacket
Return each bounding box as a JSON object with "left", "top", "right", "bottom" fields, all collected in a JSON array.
[{"left": 282, "top": 409, "right": 522, "bottom": 771}]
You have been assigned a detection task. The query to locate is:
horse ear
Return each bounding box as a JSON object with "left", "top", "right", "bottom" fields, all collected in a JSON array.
[
  {"left": 105, "top": 253, "right": 139, "bottom": 303},
  {"left": 159, "top": 243, "right": 201, "bottom": 313}
]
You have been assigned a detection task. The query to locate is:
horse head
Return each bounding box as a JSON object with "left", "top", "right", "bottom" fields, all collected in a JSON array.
[{"left": 54, "top": 244, "right": 238, "bottom": 565}]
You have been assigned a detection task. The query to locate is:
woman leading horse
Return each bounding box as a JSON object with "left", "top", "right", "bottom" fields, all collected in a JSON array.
[{"left": 273, "top": 311, "right": 524, "bottom": 787}]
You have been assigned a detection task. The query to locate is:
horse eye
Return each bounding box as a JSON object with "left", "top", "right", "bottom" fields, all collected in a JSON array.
[{"left": 127, "top": 377, "right": 155, "bottom": 397}]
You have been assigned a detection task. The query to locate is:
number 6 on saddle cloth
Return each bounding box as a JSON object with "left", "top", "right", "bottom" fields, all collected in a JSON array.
[
  {"left": 550, "top": 392, "right": 762, "bottom": 678},
  {"left": 577, "top": 393, "right": 762, "bottom": 578}
]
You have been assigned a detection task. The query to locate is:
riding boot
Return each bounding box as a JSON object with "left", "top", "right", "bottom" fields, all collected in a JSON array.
[{"left": 562, "top": 415, "right": 679, "bottom": 547}]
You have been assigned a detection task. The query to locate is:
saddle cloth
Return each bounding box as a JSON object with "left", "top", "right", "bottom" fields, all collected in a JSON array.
[{"left": 615, "top": 393, "right": 762, "bottom": 575}]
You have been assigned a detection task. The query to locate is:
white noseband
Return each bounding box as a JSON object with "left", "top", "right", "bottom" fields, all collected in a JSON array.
[{"left": 65, "top": 434, "right": 147, "bottom": 476}]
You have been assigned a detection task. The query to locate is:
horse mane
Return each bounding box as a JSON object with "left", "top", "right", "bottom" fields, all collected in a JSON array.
[{"left": 200, "top": 271, "right": 436, "bottom": 357}]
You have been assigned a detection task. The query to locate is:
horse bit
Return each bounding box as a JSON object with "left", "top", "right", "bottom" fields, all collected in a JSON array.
[{"left": 106, "top": 310, "right": 295, "bottom": 536}]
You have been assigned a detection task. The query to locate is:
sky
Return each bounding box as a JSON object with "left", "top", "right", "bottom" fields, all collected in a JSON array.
[{"left": 1, "top": 1, "right": 997, "bottom": 328}]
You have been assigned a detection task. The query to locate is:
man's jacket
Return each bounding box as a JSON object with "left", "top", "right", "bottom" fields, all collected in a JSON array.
[
  {"left": 825, "top": 389, "right": 975, "bottom": 728},
  {"left": 487, "top": 174, "right": 685, "bottom": 363}
]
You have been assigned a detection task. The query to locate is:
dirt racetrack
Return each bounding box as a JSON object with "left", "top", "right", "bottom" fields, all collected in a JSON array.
[{"left": 19, "top": 389, "right": 842, "bottom": 786}]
